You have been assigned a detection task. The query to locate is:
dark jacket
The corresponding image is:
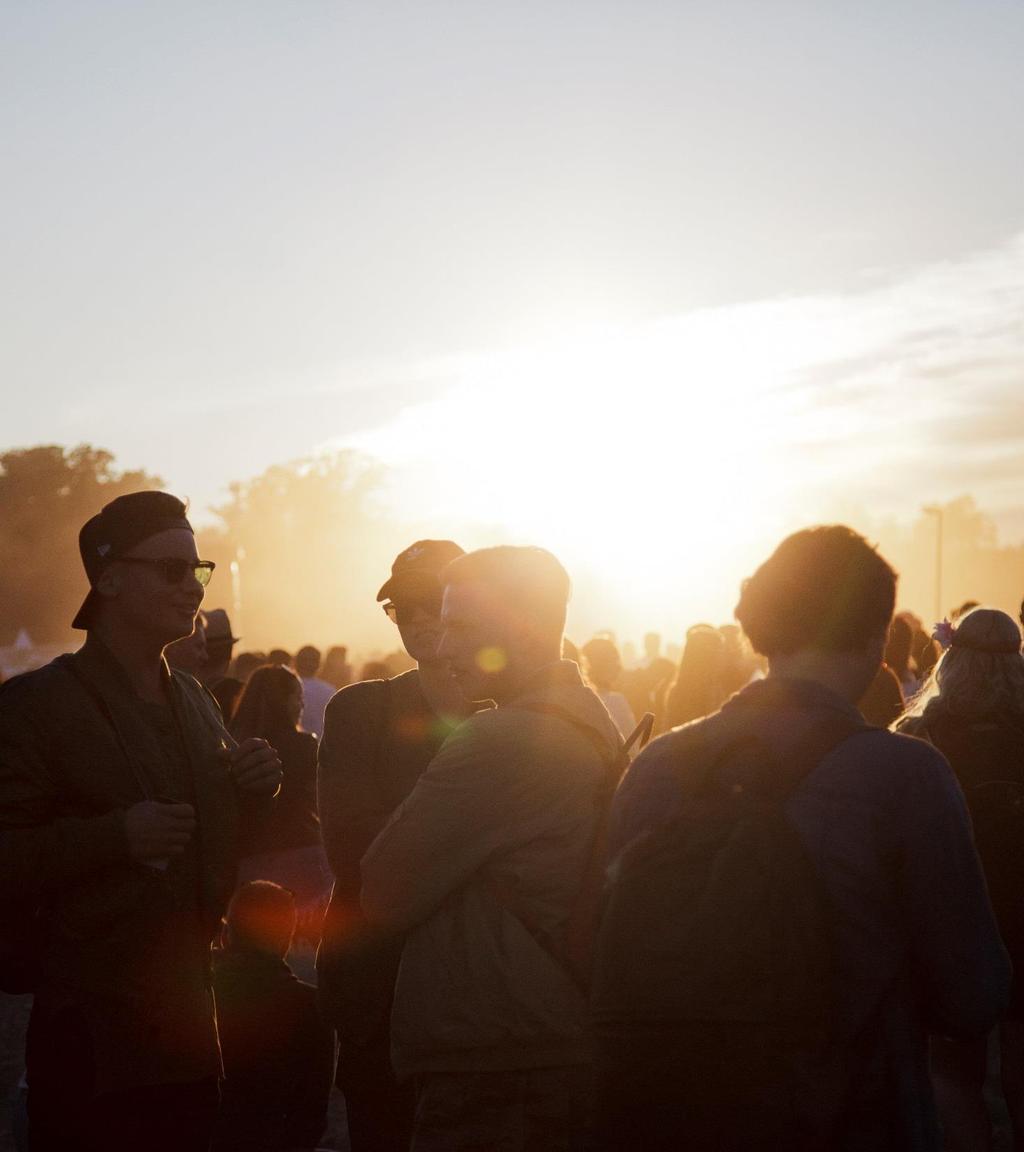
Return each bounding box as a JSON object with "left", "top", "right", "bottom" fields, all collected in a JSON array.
[
  {"left": 0, "top": 637, "right": 269, "bottom": 1091},
  {"left": 212, "top": 948, "right": 334, "bottom": 1152},
  {"left": 242, "top": 727, "right": 319, "bottom": 856},
  {"left": 316, "top": 670, "right": 457, "bottom": 1042},
  {"left": 609, "top": 677, "right": 1011, "bottom": 1152}
]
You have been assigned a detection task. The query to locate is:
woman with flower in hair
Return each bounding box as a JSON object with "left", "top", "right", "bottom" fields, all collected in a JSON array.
[{"left": 896, "top": 607, "right": 1024, "bottom": 1150}]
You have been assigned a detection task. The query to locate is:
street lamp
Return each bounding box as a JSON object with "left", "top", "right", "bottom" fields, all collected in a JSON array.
[{"left": 922, "top": 505, "right": 944, "bottom": 622}]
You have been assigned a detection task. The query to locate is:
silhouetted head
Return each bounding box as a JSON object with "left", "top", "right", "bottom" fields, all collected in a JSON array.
[
  {"left": 268, "top": 648, "right": 291, "bottom": 666},
  {"left": 438, "top": 546, "right": 571, "bottom": 703},
  {"left": 897, "top": 607, "right": 1024, "bottom": 729},
  {"left": 230, "top": 663, "right": 302, "bottom": 740},
  {"left": 378, "top": 539, "right": 465, "bottom": 665},
  {"left": 223, "top": 881, "right": 296, "bottom": 958},
  {"left": 736, "top": 526, "right": 897, "bottom": 700},
  {"left": 294, "top": 645, "right": 321, "bottom": 678},
  {"left": 582, "top": 636, "right": 623, "bottom": 692},
  {"left": 74, "top": 491, "right": 214, "bottom": 650}
]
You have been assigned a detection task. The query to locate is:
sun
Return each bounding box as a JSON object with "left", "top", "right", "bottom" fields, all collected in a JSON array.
[{"left": 347, "top": 306, "right": 829, "bottom": 642}]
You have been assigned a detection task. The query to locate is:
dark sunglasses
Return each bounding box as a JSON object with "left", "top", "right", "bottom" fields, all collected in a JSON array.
[
  {"left": 382, "top": 596, "right": 442, "bottom": 625},
  {"left": 118, "top": 557, "right": 216, "bottom": 587}
]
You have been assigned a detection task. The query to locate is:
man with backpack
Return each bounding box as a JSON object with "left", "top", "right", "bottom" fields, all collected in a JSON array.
[
  {"left": 316, "top": 539, "right": 473, "bottom": 1152},
  {"left": 594, "top": 525, "right": 1010, "bottom": 1152},
  {"left": 360, "top": 545, "right": 623, "bottom": 1151},
  {"left": 0, "top": 491, "right": 282, "bottom": 1152}
]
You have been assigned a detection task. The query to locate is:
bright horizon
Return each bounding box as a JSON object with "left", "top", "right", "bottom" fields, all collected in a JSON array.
[{"left": 4, "top": 1, "right": 1024, "bottom": 648}]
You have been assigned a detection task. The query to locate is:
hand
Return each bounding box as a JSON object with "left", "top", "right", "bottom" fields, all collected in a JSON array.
[
  {"left": 123, "top": 800, "right": 196, "bottom": 862},
  {"left": 223, "top": 737, "right": 282, "bottom": 796}
]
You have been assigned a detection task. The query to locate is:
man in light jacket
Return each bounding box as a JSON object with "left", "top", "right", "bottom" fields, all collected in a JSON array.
[{"left": 361, "top": 545, "right": 622, "bottom": 1152}]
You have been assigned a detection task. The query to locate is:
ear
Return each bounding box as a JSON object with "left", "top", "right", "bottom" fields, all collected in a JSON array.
[{"left": 95, "top": 565, "right": 124, "bottom": 601}]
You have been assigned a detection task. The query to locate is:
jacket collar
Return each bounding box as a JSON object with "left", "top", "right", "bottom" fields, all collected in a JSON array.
[
  {"left": 505, "top": 658, "right": 584, "bottom": 706},
  {"left": 75, "top": 633, "right": 173, "bottom": 702}
]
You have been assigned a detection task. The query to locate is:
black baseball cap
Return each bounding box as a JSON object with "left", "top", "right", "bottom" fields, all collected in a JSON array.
[
  {"left": 72, "top": 491, "right": 194, "bottom": 630},
  {"left": 376, "top": 539, "right": 465, "bottom": 602}
]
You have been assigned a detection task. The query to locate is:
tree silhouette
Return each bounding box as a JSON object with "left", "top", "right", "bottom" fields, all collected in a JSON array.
[
  {"left": 196, "top": 451, "right": 406, "bottom": 652},
  {"left": 0, "top": 445, "right": 162, "bottom": 644}
]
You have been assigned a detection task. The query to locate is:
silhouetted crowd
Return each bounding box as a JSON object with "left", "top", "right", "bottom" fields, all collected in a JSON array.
[{"left": 2, "top": 490, "right": 1024, "bottom": 1151}]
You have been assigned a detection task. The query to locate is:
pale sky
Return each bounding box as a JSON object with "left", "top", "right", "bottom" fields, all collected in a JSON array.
[{"left": 4, "top": 0, "right": 1024, "bottom": 618}]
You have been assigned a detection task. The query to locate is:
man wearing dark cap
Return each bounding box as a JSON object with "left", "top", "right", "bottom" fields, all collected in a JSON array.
[
  {"left": 317, "top": 540, "right": 474, "bottom": 1152},
  {"left": 0, "top": 491, "right": 283, "bottom": 1152}
]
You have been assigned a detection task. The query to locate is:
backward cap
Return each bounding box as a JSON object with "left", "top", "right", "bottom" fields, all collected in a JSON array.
[{"left": 72, "top": 491, "right": 193, "bottom": 630}]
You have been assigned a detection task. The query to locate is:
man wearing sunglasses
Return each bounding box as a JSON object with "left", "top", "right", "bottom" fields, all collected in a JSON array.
[
  {"left": 0, "top": 490, "right": 282, "bottom": 1152},
  {"left": 317, "top": 539, "right": 473, "bottom": 1152}
]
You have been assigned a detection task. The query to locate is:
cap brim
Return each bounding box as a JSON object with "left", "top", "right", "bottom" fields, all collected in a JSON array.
[
  {"left": 72, "top": 588, "right": 100, "bottom": 631},
  {"left": 377, "top": 574, "right": 445, "bottom": 602}
]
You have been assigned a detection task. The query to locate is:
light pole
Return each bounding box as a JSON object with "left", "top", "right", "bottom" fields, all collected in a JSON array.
[{"left": 922, "top": 505, "right": 943, "bottom": 622}]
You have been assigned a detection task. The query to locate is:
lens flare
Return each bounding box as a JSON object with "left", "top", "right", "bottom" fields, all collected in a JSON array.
[{"left": 476, "top": 646, "right": 507, "bottom": 673}]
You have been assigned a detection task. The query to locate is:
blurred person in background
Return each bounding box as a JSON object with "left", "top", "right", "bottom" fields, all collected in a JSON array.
[
  {"left": 896, "top": 607, "right": 1024, "bottom": 1151},
  {"left": 294, "top": 645, "right": 335, "bottom": 739},
  {"left": 165, "top": 609, "right": 208, "bottom": 675},
  {"left": 230, "top": 665, "right": 328, "bottom": 909},
  {"left": 321, "top": 645, "right": 353, "bottom": 690},
  {"left": 582, "top": 635, "right": 637, "bottom": 740},
  {"left": 268, "top": 648, "right": 291, "bottom": 666},
  {"left": 202, "top": 608, "right": 243, "bottom": 719},
  {"left": 213, "top": 881, "right": 334, "bottom": 1152},
  {"left": 317, "top": 540, "right": 473, "bottom": 1152},
  {"left": 662, "top": 624, "right": 727, "bottom": 731},
  {"left": 231, "top": 650, "right": 267, "bottom": 685}
]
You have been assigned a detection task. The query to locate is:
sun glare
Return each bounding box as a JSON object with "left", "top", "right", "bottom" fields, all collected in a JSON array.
[{"left": 347, "top": 304, "right": 844, "bottom": 641}]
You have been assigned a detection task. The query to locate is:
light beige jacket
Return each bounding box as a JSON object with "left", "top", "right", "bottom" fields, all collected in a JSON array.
[{"left": 361, "top": 659, "right": 622, "bottom": 1077}]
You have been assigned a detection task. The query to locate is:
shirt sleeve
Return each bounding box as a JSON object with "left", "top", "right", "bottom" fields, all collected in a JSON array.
[{"left": 360, "top": 716, "right": 537, "bottom": 931}]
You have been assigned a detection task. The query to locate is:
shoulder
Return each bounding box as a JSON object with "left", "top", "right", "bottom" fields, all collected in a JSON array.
[
  {"left": 324, "top": 677, "right": 389, "bottom": 720},
  {"left": 0, "top": 655, "right": 77, "bottom": 721}
]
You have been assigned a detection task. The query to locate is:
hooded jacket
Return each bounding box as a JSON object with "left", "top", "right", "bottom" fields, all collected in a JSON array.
[{"left": 360, "top": 659, "right": 622, "bottom": 1078}]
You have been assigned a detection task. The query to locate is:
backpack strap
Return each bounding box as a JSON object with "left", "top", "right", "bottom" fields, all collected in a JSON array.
[{"left": 697, "top": 709, "right": 872, "bottom": 803}]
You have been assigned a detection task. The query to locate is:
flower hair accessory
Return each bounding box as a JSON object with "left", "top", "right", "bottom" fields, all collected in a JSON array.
[{"left": 932, "top": 618, "right": 955, "bottom": 649}]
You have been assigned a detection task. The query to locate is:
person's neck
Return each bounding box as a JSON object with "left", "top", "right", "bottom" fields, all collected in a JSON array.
[
  {"left": 767, "top": 650, "right": 871, "bottom": 706},
  {"left": 488, "top": 649, "right": 563, "bottom": 707},
  {"left": 418, "top": 659, "right": 475, "bottom": 719},
  {"left": 88, "top": 624, "right": 168, "bottom": 704}
]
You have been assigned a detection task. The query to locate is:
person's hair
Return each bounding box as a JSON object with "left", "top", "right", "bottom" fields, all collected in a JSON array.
[
  {"left": 230, "top": 651, "right": 265, "bottom": 684},
  {"left": 884, "top": 615, "right": 913, "bottom": 676},
  {"left": 268, "top": 648, "right": 291, "bottom": 666},
  {"left": 664, "top": 625, "right": 726, "bottom": 728},
  {"left": 321, "top": 645, "right": 351, "bottom": 688},
  {"left": 230, "top": 663, "right": 301, "bottom": 741},
  {"left": 735, "top": 526, "right": 897, "bottom": 657},
  {"left": 441, "top": 546, "right": 571, "bottom": 639},
  {"left": 581, "top": 636, "right": 622, "bottom": 691},
  {"left": 224, "top": 881, "right": 296, "bottom": 956},
  {"left": 294, "top": 644, "right": 321, "bottom": 678},
  {"left": 896, "top": 608, "right": 1024, "bottom": 732}
]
